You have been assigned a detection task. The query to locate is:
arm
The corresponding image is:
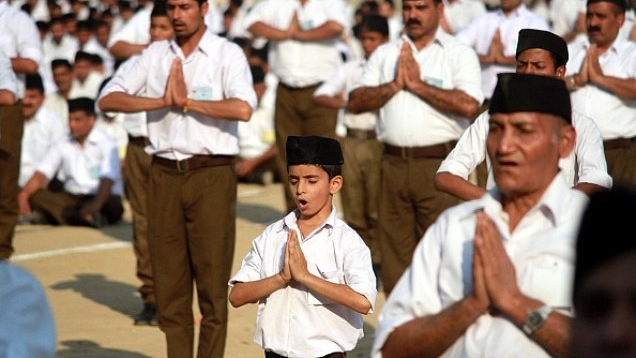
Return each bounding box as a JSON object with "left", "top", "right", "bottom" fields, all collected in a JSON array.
[
  {"left": 228, "top": 273, "right": 289, "bottom": 308},
  {"left": 10, "top": 58, "right": 38, "bottom": 75},
  {"left": 381, "top": 297, "right": 486, "bottom": 358},
  {"left": 313, "top": 94, "right": 345, "bottom": 109},
  {"left": 235, "top": 145, "right": 277, "bottom": 178},
  {"left": 0, "top": 90, "right": 15, "bottom": 105},
  {"left": 347, "top": 82, "right": 400, "bottom": 114},
  {"left": 98, "top": 91, "right": 168, "bottom": 113},
  {"left": 79, "top": 178, "right": 114, "bottom": 220},
  {"left": 18, "top": 171, "right": 48, "bottom": 216},
  {"left": 293, "top": 20, "right": 343, "bottom": 42},
  {"left": 571, "top": 113, "right": 612, "bottom": 195},
  {"left": 435, "top": 172, "right": 487, "bottom": 201},
  {"left": 287, "top": 230, "right": 372, "bottom": 314},
  {"left": 108, "top": 41, "right": 148, "bottom": 60}
]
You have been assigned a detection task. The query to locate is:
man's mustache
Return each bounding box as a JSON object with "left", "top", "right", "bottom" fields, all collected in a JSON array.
[
  {"left": 406, "top": 19, "right": 421, "bottom": 26},
  {"left": 588, "top": 26, "right": 601, "bottom": 33}
]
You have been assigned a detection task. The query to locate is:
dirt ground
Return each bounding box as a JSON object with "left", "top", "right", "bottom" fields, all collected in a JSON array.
[{"left": 11, "top": 181, "right": 386, "bottom": 358}]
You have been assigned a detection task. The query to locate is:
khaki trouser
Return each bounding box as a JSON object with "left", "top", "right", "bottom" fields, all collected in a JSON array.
[{"left": 0, "top": 102, "right": 23, "bottom": 259}]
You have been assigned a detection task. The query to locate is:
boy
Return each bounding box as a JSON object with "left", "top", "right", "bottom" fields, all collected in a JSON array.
[{"left": 229, "top": 135, "right": 377, "bottom": 358}]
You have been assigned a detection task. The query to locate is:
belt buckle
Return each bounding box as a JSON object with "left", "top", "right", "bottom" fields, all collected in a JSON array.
[{"left": 176, "top": 159, "right": 189, "bottom": 172}]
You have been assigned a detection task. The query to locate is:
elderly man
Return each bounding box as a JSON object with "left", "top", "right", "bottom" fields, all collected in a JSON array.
[
  {"left": 372, "top": 73, "right": 588, "bottom": 358},
  {"left": 565, "top": 0, "right": 636, "bottom": 189}
]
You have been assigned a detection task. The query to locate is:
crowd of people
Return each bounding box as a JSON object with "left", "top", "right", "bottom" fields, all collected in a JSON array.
[{"left": 1, "top": 0, "right": 636, "bottom": 356}]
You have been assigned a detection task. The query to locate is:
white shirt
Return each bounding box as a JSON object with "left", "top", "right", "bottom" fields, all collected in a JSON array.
[
  {"left": 0, "top": 51, "right": 17, "bottom": 95},
  {"left": 566, "top": 37, "right": 636, "bottom": 140},
  {"left": 238, "top": 74, "right": 276, "bottom": 159},
  {"left": 106, "top": 55, "right": 148, "bottom": 138},
  {"left": 372, "top": 175, "right": 589, "bottom": 357},
  {"left": 43, "top": 92, "right": 68, "bottom": 124},
  {"left": 82, "top": 37, "right": 116, "bottom": 77},
  {"left": 42, "top": 34, "right": 79, "bottom": 66},
  {"left": 314, "top": 58, "right": 377, "bottom": 131},
  {"left": 242, "top": 0, "right": 349, "bottom": 87},
  {"left": 69, "top": 71, "right": 106, "bottom": 100},
  {"left": 443, "top": 0, "right": 487, "bottom": 34},
  {"left": 549, "top": 0, "right": 585, "bottom": 38},
  {"left": 0, "top": 1, "right": 42, "bottom": 99},
  {"left": 456, "top": 5, "right": 550, "bottom": 98},
  {"left": 20, "top": 108, "right": 67, "bottom": 187},
  {"left": 36, "top": 127, "right": 124, "bottom": 196},
  {"left": 229, "top": 208, "right": 377, "bottom": 358},
  {"left": 99, "top": 30, "right": 257, "bottom": 160},
  {"left": 437, "top": 110, "right": 613, "bottom": 190},
  {"left": 356, "top": 30, "right": 484, "bottom": 146},
  {"left": 0, "top": 261, "right": 56, "bottom": 358},
  {"left": 107, "top": 5, "right": 152, "bottom": 48}
]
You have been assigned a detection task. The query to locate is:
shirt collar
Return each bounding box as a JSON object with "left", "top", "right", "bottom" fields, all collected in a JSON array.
[
  {"left": 400, "top": 26, "right": 451, "bottom": 51},
  {"left": 277, "top": 206, "right": 338, "bottom": 237},
  {"left": 581, "top": 35, "right": 624, "bottom": 56},
  {"left": 496, "top": 3, "right": 528, "bottom": 18},
  {"left": 169, "top": 28, "right": 219, "bottom": 59}
]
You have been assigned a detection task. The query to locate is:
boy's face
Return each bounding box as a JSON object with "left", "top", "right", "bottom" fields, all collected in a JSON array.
[
  {"left": 359, "top": 29, "right": 388, "bottom": 59},
  {"left": 287, "top": 164, "right": 342, "bottom": 218},
  {"left": 150, "top": 16, "right": 174, "bottom": 42}
]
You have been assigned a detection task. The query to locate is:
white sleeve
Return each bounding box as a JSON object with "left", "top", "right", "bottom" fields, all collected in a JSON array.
[
  {"left": 437, "top": 112, "right": 489, "bottom": 178},
  {"left": 572, "top": 112, "right": 613, "bottom": 188}
]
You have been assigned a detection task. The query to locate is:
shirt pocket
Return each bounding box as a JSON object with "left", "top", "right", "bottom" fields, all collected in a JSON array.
[
  {"left": 306, "top": 267, "right": 345, "bottom": 306},
  {"left": 529, "top": 257, "right": 574, "bottom": 313}
]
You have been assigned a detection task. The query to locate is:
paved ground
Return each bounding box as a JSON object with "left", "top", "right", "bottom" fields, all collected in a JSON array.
[{"left": 11, "top": 181, "right": 386, "bottom": 358}]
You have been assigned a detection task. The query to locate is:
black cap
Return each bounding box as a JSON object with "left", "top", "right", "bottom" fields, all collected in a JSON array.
[
  {"left": 489, "top": 73, "right": 572, "bottom": 123},
  {"left": 587, "top": 0, "right": 626, "bottom": 12},
  {"left": 68, "top": 97, "right": 96, "bottom": 115},
  {"left": 574, "top": 186, "right": 636, "bottom": 298},
  {"left": 286, "top": 136, "right": 344, "bottom": 166},
  {"left": 516, "top": 29, "right": 569, "bottom": 67}
]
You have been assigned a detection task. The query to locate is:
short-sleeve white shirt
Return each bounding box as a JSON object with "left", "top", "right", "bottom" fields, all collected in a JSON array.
[
  {"left": 455, "top": 5, "right": 550, "bottom": 98},
  {"left": 242, "top": 0, "right": 349, "bottom": 87},
  {"left": 0, "top": 51, "right": 17, "bottom": 95},
  {"left": 36, "top": 127, "right": 124, "bottom": 196},
  {"left": 0, "top": 1, "right": 43, "bottom": 99},
  {"left": 229, "top": 207, "right": 377, "bottom": 358},
  {"left": 20, "top": 108, "right": 67, "bottom": 187},
  {"left": 371, "top": 175, "right": 589, "bottom": 357},
  {"left": 356, "top": 30, "right": 484, "bottom": 146},
  {"left": 99, "top": 30, "right": 258, "bottom": 160},
  {"left": 107, "top": 5, "right": 152, "bottom": 48},
  {"left": 443, "top": 0, "right": 487, "bottom": 34},
  {"left": 566, "top": 37, "right": 636, "bottom": 140},
  {"left": 437, "top": 110, "right": 613, "bottom": 189},
  {"left": 314, "top": 58, "right": 377, "bottom": 131}
]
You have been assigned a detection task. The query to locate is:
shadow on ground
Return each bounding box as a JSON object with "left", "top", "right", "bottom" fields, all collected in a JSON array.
[
  {"left": 57, "top": 340, "right": 151, "bottom": 358},
  {"left": 51, "top": 273, "right": 140, "bottom": 318},
  {"left": 236, "top": 202, "right": 283, "bottom": 225}
]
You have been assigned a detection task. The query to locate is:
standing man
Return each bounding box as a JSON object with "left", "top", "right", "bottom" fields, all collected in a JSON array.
[
  {"left": 242, "top": 0, "right": 348, "bottom": 212},
  {"left": 565, "top": 0, "right": 636, "bottom": 189},
  {"left": 455, "top": 0, "right": 549, "bottom": 105},
  {"left": 373, "top": 73, "right": 586, "bottom": 358},
  {"left": 0, "top": 0, "right": 43, "bottom": 259},
  {"left": 347, "top": 0, "right": 484, "bottom": 295},
  {"left": 98, "top": 0, "right": 257, "bottom": 356}
]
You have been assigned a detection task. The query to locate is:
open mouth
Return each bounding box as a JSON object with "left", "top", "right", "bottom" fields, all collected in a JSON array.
[{"left": 297, "top": 199, "right": 308, "bottom": 209}]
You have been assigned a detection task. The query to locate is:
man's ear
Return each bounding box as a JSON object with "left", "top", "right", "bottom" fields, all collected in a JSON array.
[
  {"left": 329, "top": 175, "right": 343, "bottom": 195},
  {"left": 559, "top": 123, "right": 576, "bottom": 159}
]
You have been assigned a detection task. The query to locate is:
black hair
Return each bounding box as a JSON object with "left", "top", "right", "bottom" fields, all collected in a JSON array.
[{"left": 25, "top": 73, "right": 45, "bottom": 94}]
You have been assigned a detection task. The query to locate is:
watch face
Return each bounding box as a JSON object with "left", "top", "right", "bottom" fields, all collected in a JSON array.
[{"left": 528, "top": 311, "right": 543, "bottom": 326}]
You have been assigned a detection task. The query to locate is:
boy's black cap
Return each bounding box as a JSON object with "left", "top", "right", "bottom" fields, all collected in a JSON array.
[
  {"left": 286, "top": 136, "right": 344, "bottom": 166},
  {"left": 489, "top": 73, "right": 572, "bottom": 124},
  {"left": 516, "top": 29, "right": 568, "bottom": 66}
]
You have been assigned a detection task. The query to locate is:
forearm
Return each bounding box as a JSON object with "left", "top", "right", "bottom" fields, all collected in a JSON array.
[
  {"left": 296, "top": 273, "right": 371, "bottom": 314},
  {"left": 89, "top": 179, "right": 114, "bottom": 209},
  {"left": 347, "top": 83, "right": 399, "bottom": 114},
  {"left": 228, "top": 274, "right": 288, "bottom": 307},
  {"left": 189, "top": 98, "right": 253, "bottom": 121},
  {"left": 294, "top": 21, "right": 343, "bottom": 42},
  {"left": 409, "top": 82, "right": 480, "bottom": 118},
  {"left": 0, "top": 90, "right": 15, "bottom": 105},
  {"left": 109, "top": 41, "right": 147, "bottom": 60},
  {"left": 591, "top": 76, "right": 636, "bottom": 100},
  {"left": 98, "top": 92, "right": 167, "bottom": 113},
  {"left": 572, "top": 182, "right": 608, "bottom": 196},
  {"left": 381, "top": 296, "right": 486, "bottom": 358},
  {"left": 434, "top": 172, "right": 486, "bottom": 201},
  {"left": 19, "top": 172, "right": 47, "bottom": 198},
  {"left": 248, "top": 22, "right": 290, "bottom": 40},
  {"left": 10, "top": 58, "right": 38, "bottom": 75},
  {"left": 313, "top": 94, "right": 346, "bottom": 110}
]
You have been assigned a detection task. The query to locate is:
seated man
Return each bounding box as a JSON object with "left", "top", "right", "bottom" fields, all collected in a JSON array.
[{"left": 18, "top": 97, "right": 124, "bottom": 227}]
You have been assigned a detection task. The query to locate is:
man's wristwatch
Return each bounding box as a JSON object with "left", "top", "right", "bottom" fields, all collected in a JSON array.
[{"left": 522, "top": 305, "right": 552, "bottom": 335}]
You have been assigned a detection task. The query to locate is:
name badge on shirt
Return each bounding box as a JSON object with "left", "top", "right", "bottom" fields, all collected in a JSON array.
[
  {"left": 90, "top": 166, "right": 101, "bottom": 179},
  {"left": 424, "top": 76, "right": 443, "bottom": 89},
  {"left": 302, "top": 20, "right": 314, "bottom": 30},
  {"left": 191, "top": 86, "right": 213, "bottom": 101}
]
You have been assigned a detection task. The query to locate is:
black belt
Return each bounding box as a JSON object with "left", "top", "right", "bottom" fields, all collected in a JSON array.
[
  {"left": 152, "top": 155, "right": 233, "bottom": 172},
  {"left": 265, "top": 351, "right": 346, "bottom": 358},
  {"left": 346, "top": 128, "right": 376, "bottom": 140},
  {"left": 278, "top": 82, "right": 322, "bottom": 91},
  {"left": 603, "top": 136, "right": 636, "bottom": 150},
  {"left": 384, "top": 141, "right": 456, "bottom": 159},
  {"left": 128, "top": 135, "right": 149, "bottom": 147}
]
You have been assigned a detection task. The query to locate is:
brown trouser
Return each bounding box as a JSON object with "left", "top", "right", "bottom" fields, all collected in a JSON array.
[
  {"left": 378, "top": 154, "right": 460, "bottom": 295},
  {"left": 605, "top": 142, "right": 636, "bottom": 190},
  {"left": 273, "top": 83, "right": 338, "bottom": 212},
  {"left": 29, "top": 189, "right": 124, "bottom": 226},
  {"left": 340, "top": 136, "right": 383, "bottom": 265},
  {"left": 0, "top": 102, "right": 23, "bottom": 259},
  {"left": 124, "top": 137, "right": 154, "bottom": 304},
  {"left": 148, "top": 162, "right": 236, "bottom": 358},
  {"left": 265, "top": 351, "right": 346, "bottom": 358}
]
